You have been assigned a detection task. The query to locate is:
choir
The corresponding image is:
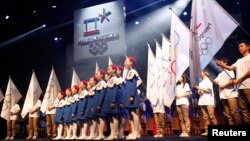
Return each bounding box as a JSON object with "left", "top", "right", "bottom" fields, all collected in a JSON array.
[{"left": 1, "top": 44, "right": 250, "bottom": 140}]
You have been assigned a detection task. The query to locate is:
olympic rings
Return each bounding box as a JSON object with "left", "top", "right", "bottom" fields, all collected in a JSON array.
[{"left": 199, "top": 37, "right": 212, "bottom": 56}]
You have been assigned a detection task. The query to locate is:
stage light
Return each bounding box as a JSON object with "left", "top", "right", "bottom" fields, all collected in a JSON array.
[
  {"left": 183, "top": 11, "right": 187, "bottom": 16},
  {"left": 54, "top": 37, "right": 58, "bottom": 41},
  {"left": 126, "top": 0, "right": 191, "bottom": 46},
  {"left": 237, "top": 2, "right": 240, "bottom": 5},
  {"left": 43, "top": 24, "right": 46, "bottom": 28},
  {"left": 33, "top": 10, "right": 36, "bottom": 13},
  {"left": 135, "top": 21, "right": 139, "bottom": 25},
  {"left": 5, "top": 15, "right": 9, "bottom": 20},
  {"left": 52, "top": 5, "right": 57, "bottom": 8},
  {"left": 0, "top": 24, "right": 46, "bottom": 48}
]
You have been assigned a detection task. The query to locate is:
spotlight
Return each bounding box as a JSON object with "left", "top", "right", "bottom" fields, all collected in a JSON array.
[
  {"left": 183, "top": 11, "right": 187, "bottom": 16},
  {"left": 5, "top": 15, "right": 9, "bottom": 20},
  {"left": 54, "top": 37, "right": 58, "bottom": 41},
  {"left": 52, "top": 5, "right": 57, "bottom": 8},
  {"left": 33, "top": 10, "right": 36, "bottom": 13},
  {"left": 237, "top": 2, "right": 240, "bottom": 5},
  {"left": 135, "top": 21, "right": 139, "bottom": 25},
  {"left": 43, "top": 24, "right": 46, "bottom": 28}
]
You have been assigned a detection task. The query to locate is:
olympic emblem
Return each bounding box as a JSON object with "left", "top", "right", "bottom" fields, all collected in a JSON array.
[
  {"left": 99, "top": 8, "right": 111, "bottom": 23},
  {"left": 89, "top": 41, "right": 108, "bottom": 56},
  {"left": 199, "top": 37, "right": 212, "bottom": 56}
]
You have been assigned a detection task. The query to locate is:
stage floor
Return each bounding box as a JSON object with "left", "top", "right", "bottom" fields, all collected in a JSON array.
[{"left": 8, "top": 136, "right": 207, "bottom": 141}]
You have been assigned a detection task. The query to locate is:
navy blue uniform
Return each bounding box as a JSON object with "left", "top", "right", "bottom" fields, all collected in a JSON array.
[
  {"left": 124, "top": 69, "right": 140, "bottom": 109},
  {"left": 63, "top": 96, "right": 72, "bottom": 123},
  {"left": 117, "top": 76, "right": 126, "bottom": 114},
  {"left": 76, "top": 89, "right": 88, "bottom": 120},
  {"left": 94, "top": 80, "right": 107, "bottom": 117},
  {"left": 71, "top": 94, "right": 79, "bottom": 122},
  {"left": 103, "top": 76, "right": 119, "bottom": 114},
  {"left": 55, "top": 98, "right": 65, "bottom": 124},
  {"left": 85, "top": 86, "right": 96, "bottom": 119}
]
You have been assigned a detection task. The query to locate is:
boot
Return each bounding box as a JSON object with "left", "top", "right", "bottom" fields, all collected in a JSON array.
[
  {"left": 53, "top": 124, "right": 63, "bottom": 140},
  {"left": 71, "top": 123, "right": 77, "bottom": 139},
  {"left": 95, "top": 118, "right": 105, "bottom": 140}
]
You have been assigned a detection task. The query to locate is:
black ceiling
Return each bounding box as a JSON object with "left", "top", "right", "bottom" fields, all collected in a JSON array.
[
  {"left": 0, "top": 0, "right": 249, "bottom": 91},
  {"left": 0, "top": 0, "right": 249, "bottom": 43}
]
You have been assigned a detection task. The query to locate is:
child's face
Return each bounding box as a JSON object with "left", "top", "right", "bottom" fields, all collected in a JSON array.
[
  {"left": 95, "top": 71, "right": 102, "bottom": 80},
  {"left": 87, "top": 82, "right": 91, "bottom": 90},
  {"left": 89, "top": 77, "right": 96, "bottom": 86},
  {"left": 124, "top": 58, "right": 132, "bottom": 68},
  {"left": 58, "top": 92, "right": 63, "bottom": 99},
  {"left": 117, "top": 69, "right": 122, "bottom": 75},
  {"left": 107, "top": 66, "right": 114, "bottom": 75},
  {"left": 66, "top": 89, "right": 71, "bottom": 96},
  {"left": 79, "top": 82, "right": 86, "bottom": 90},
  {"left": 71, "top": 87, "right": 76, "bottom": 94},
  {"left": 105, "top": 74, "right": 110, "bottom": 81}
]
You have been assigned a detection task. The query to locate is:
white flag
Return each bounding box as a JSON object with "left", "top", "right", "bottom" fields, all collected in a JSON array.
[
  {"left": 190, "top": 0, "right": 239, "bottom": 87},
  {"left": 95, "top": 62, "right": 99, "bottom": 74},
  {"left": 189, "top": 0, "right": 201, "bottom": 88},
  {"left": 162, "top": 35, "right": 170, "bottom": 98},
  {"left": 1, "top": 77, "right": 22, "bottom": 120},
  {"left": 169, "top": 19, "right": 177, "bottom": 87},
  {"left": 171, "top": 11, "right": 190, "bottom": 83},
  {"left": 72, "top": 68, "right": 81, "bottom": 87},
  {"left": 155, "top": 41, "right": 165, "bottom": 106},
  {"left": 108, "top": 56, "right": 113, "bottom": 66},
  {"left": 40, "top": 67, "right": 61, "bottom": 113},
  {"left": 21, "top": 71, "right": 42, "bottom": 118},
  {"left": 0, "top": 89, "right": 4, "bottom": 103},
  {"left": 162, "top": 35, "right": 175, "bottom": 107},
  {"left": 146, "top": 43, "right": 157, "bottom": 105},
  {"left": 197, "top": 0, "right": 238, "bottom": 69}
]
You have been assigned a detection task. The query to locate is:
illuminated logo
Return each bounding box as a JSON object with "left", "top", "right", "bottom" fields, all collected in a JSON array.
[
  {"left": 83, "top": 8, "right": 111, "bottom": 37},
  {"left": 78, "top": 8, "right": 120, "bottom": 56}
]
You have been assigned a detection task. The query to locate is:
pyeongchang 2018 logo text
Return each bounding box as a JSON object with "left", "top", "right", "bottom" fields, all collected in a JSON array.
[
  {"left": 78, "top": 8, "right": 120, "bottom": 56},
  {"left": 194, "top": 22, "right": 213, "bottom": 56}
]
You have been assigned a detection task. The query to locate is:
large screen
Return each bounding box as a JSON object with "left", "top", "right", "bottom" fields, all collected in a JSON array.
[{"left": 74, "top": 1, "right": 126, "bottom": 61}]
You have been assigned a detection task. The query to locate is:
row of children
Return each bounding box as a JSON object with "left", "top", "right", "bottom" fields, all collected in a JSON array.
[
  {"left": 4, "top": 41, "right": 250, "bottom": 140},
  {"left": 4, "top": 56, "right": 142, "bottom": 140},
  {"left": 51, "top": 56, "right": 141, "bottom": 140}
]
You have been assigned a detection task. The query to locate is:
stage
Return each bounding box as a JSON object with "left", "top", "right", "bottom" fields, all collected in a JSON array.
[{"left": 11, "top": 136, "right": 207, "bottom": 141}]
